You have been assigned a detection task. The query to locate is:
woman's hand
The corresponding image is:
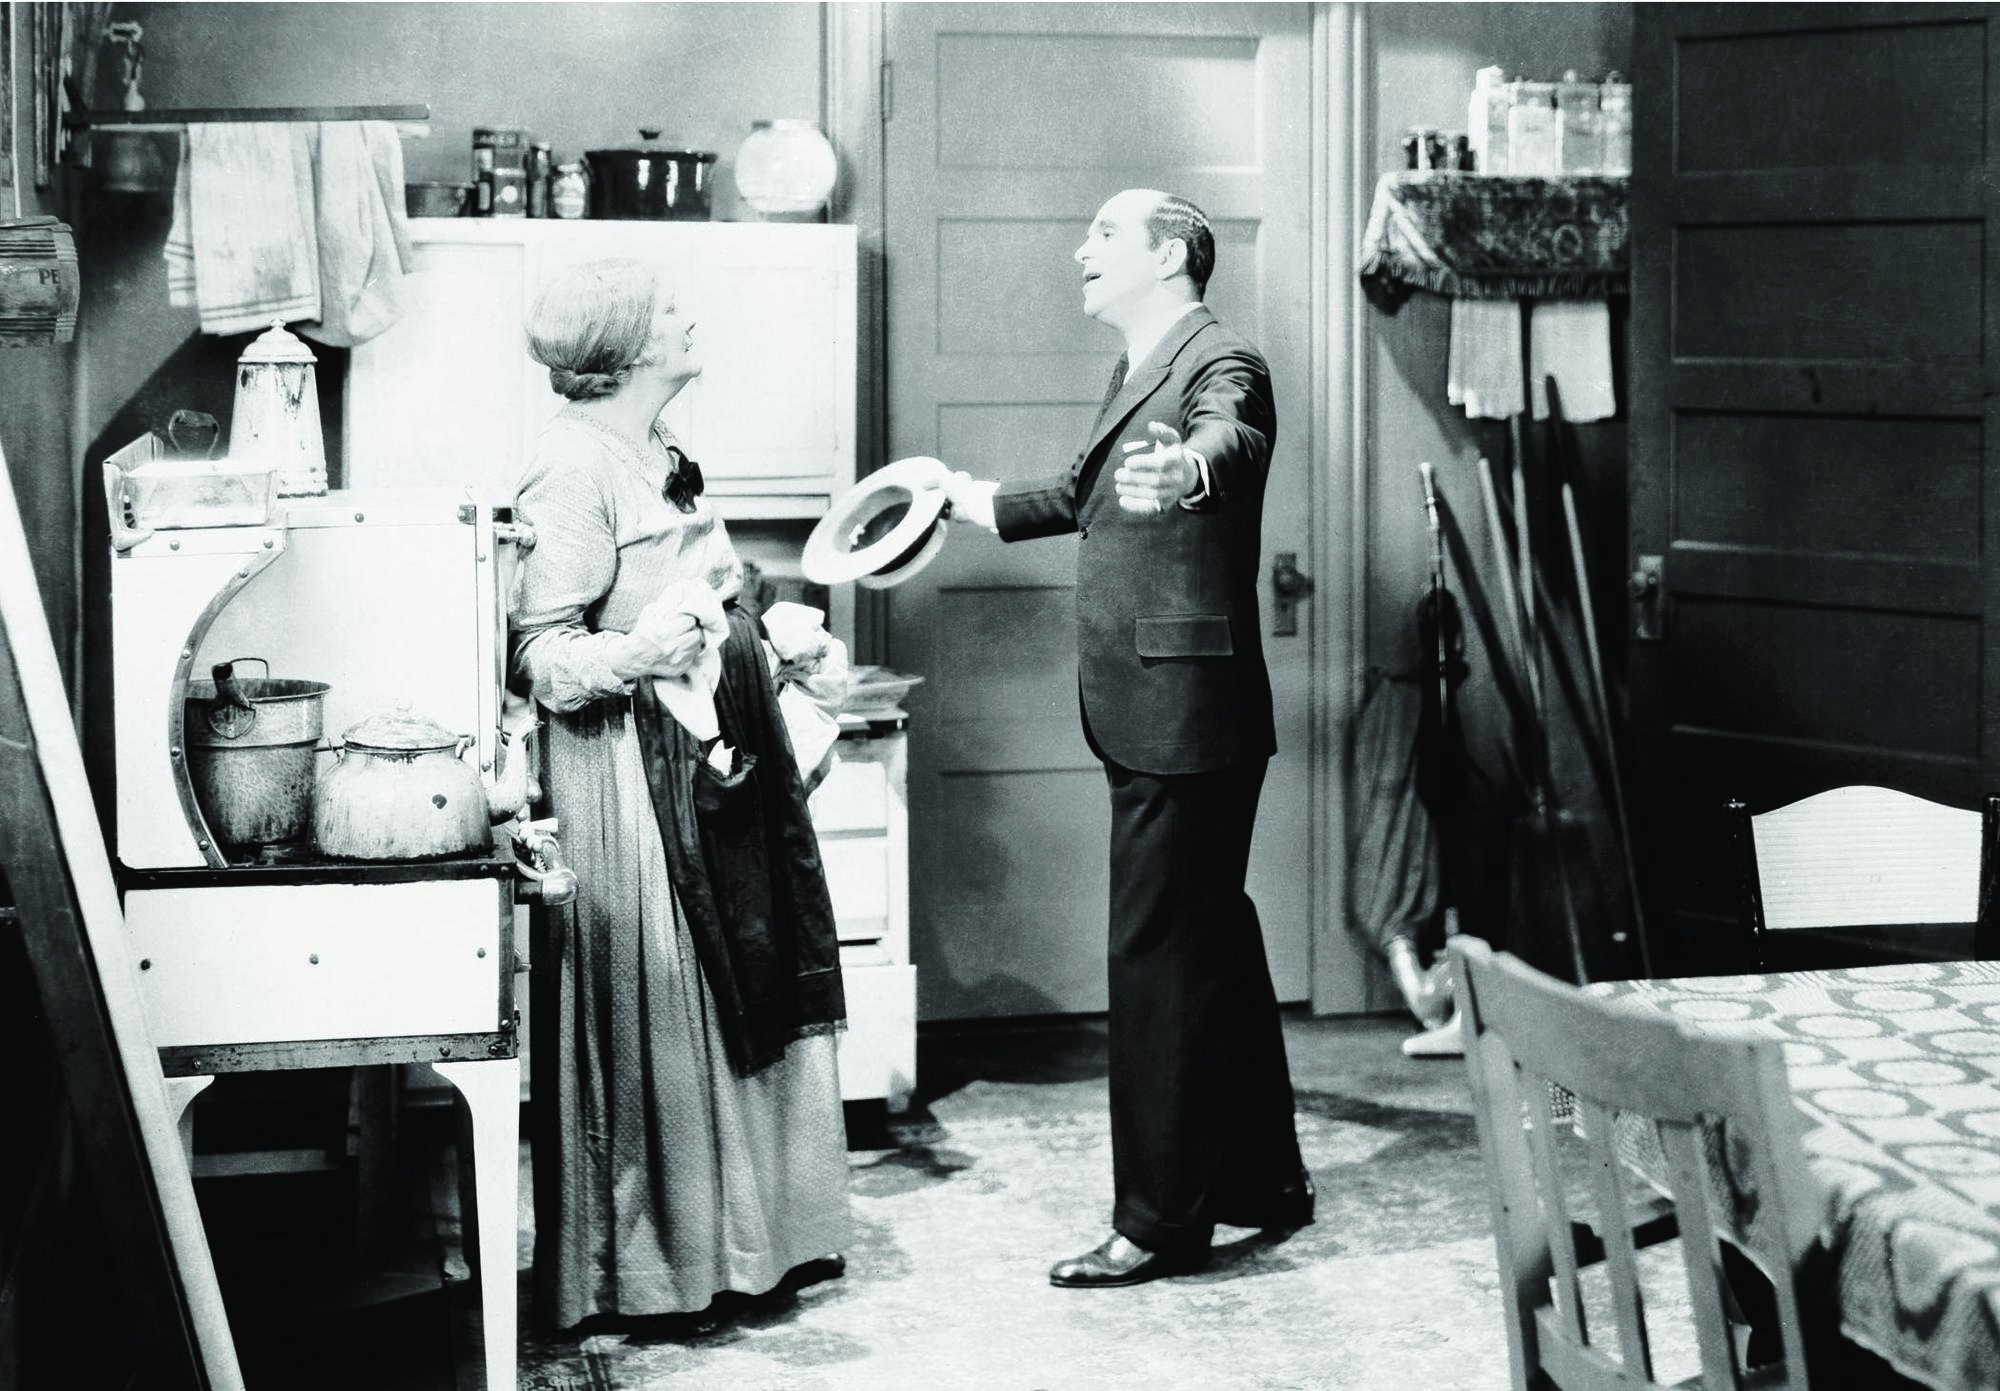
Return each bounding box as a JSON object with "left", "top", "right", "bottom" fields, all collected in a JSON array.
[{"left": 610, "top": 596, "right": 708, "bottom": 680}]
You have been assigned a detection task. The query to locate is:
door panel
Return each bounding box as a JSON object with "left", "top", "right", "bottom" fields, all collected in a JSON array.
[
  {"left": 885, "top": 3, "right": 1315, "bottom": 1018},
  {"left": 1628, "top": 3, "right": 2000, "bottom": 975}
]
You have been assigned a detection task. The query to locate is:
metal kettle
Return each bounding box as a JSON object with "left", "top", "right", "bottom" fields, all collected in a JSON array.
[
  {"left": 311, "top": 705, "right": 538, "bottom": 861},
  {"left": 232, "top": 319, "right": 327, "bottom": 498}
]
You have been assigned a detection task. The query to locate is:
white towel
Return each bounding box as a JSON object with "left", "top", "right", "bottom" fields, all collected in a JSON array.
[
  {"left": 648, "top": 579, "right": 730, "bottom": 748},
  {"left": 764, "top": 601, "right": 849, "bottom": 792},
  {"left": 164, "top": 123, "right": 320, "bottom": 334},
  {"left": 1529, "top": 300, "right": 1616, "bottom": 422},
  {"left": 1446, "top": 298, "right": 1525, "bottom": 420},
  {"left": 298, "top": 121, "right": 413, "bottom": 348}
]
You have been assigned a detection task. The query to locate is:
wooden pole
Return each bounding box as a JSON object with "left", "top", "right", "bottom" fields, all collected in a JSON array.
[{"left": 0, "top": 440, "right": 243, "bottom": 1389}]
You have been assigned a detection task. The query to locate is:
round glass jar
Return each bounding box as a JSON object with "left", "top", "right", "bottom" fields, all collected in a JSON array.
[{"left": 734, "top": 119, "right": 838, "bottom": 216}]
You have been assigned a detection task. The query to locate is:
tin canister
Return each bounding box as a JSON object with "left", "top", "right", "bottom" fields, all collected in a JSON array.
[
  {"left": 551, "top": 162, "right": 589, "bottom": 219},
  {"left": 472, "top": 126, "right": 526, "bottom": 216}
]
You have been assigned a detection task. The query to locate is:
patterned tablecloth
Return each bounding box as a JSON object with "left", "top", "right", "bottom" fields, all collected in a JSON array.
[
  {"left": 1357, "top": 171, "right": 1629, "bottom": 314},
  {"left": 1592, "top": 963, "right": 2000, "bottom": 1391}
]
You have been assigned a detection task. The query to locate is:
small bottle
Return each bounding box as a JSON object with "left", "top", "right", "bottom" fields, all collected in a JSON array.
[
  {"left": 1598, "top": 72, "right": 1632, "bottom": 176},
  {"left": 1506, "top": 80, "right": 1560, "bottom": 176},
  {"left": 551, "top": 162, "right": 589, "bottom": 219},
  {"left": 525, "top": 141, "right": 553, "bottom": 217},
  {"left": 1468, "top": 65, "right": 1508, "bottom": 174},
  {"left": 1556, "top": 70, "right": 1601, "bottom": 174}
]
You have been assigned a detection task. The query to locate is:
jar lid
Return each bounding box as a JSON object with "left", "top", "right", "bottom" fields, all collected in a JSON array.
[
  {"left": 751, "top": 119, "right": 820, "bottom": 130},
  {"left": 555, "top": 161, "right": 585, "bottom": 173},
  {"left": 341, "top": 704, "right": 461, "bottom": 753},
  {"left": 238, "top": 318, "right": 316, "bottom": 365}
]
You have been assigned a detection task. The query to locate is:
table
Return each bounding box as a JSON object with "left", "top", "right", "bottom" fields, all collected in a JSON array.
[{"left": 1592, "top": 962, "right": 2000, "bottom": 1391}]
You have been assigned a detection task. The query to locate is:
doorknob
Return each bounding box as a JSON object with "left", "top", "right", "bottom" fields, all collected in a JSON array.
[
  {"left": 1628, "top": 554, "right": 1664, "bottom": 643},
  {"left": 1271, "top": 551, "right": 1314, "bottom": 637}
]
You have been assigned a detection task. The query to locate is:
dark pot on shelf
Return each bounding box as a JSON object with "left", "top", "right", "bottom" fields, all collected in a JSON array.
[{"left": 584, "top": 130, "right": 716, "bottom": 220}]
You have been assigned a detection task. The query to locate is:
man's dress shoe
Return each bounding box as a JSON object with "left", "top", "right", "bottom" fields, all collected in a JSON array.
[
  {"left": 1048, "top": 1234, "right": 1207, "bottom": 1288},
  {"left": 1213, "top": 1168, "right": 1317, "bottom": 1231}
]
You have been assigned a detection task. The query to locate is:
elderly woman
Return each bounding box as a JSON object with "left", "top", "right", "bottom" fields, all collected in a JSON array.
[{"left": 511, "top": 257, "right": 850, "bottom": 1328}]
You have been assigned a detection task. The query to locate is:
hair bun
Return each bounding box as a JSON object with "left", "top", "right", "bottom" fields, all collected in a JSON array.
[{"left": 551, "top": 367, "right": 623, "bottom": 400}]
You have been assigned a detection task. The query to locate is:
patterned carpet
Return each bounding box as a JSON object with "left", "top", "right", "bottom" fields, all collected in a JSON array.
[{"left": 517, "top": 1019, "right": 1546, "bottom": 1391}]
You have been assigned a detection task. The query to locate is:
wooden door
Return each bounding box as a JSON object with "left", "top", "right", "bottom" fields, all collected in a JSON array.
[
  {"left": 1628, "top": 4, "right": 2000, "bottom": 974},
  {"left": 883, "top": 3, "right": 1317, "bottom": 1019}
]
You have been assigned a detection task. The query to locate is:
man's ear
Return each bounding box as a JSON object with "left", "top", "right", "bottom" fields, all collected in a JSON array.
[{"left": 1155, "top": 236, "right": 1189, "bottom": 282}]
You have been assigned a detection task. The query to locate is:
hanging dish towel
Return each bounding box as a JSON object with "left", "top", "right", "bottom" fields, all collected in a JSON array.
[
  {"left": 298, "top": 120, "right": 413, "bottom": 348},
  {"left": 1529, "top": 300, "right": 1616, "bottom": 422},
  {"left": 164, "top": 123, "right": 320, "bottom": 334},
  {"left": 1446, "top": 297, "right": 1525, "bottom": 420}
]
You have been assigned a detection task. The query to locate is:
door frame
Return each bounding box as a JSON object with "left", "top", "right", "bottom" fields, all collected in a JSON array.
[{"left": 826, "top": 2, "right": 1373, "bottom": 1015}]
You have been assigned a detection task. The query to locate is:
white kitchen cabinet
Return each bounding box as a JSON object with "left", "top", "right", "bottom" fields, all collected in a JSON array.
[
  {"left": 814, "top": 716, "right": 915, "bottom": 1111},
  {"left": 347, "top": 220, "right": 858, "bottom": 519}
]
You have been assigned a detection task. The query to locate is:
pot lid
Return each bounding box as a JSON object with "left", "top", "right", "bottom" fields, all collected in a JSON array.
[
  {"left": 341, "top": 704, "right": 460, "bottom": 752},
  {"left": 586, "top": 128, "right": 717, "bottom": 160},
  {"left": 238, "top": 317, "right": 317, "bottom": 365}
]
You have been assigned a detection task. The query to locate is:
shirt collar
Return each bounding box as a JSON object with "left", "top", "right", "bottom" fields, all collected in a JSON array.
[{"left": 1123, "top": 300, "right": 1203, "bottom": 376}]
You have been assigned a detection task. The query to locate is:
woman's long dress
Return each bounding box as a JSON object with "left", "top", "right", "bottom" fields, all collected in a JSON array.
[{"left": 512, "top": 414, "right": 851, "bottom": 1328}]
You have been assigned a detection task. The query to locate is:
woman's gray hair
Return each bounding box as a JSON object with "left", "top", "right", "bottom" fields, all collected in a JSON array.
[{"left": 525, "top": 258, "right": 671, "bottom": 400}]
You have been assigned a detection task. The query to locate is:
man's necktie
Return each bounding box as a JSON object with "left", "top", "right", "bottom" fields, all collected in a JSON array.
[{"left": 1097, "top": 355, "right": 1129, "bottom": 416}]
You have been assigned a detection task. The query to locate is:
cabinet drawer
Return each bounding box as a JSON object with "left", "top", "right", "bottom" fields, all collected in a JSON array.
[
  {"left": 821, "top": 836, "right": 889, "bottom": 941},
  {"left": 811, "top": 755, "right": 889, "bottom": 833},
  {"left": 125, "top": 881, "right": 504, "bottom": 1047}
]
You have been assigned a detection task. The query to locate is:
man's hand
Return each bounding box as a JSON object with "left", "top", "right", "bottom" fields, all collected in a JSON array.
[{"left": 1114, "top": 422, "right": 1196, "bottom": 515}]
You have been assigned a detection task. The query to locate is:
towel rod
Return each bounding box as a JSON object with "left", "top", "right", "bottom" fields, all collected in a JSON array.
[{"left": 66, "top": 104, "right": 431, "bottom": 131}]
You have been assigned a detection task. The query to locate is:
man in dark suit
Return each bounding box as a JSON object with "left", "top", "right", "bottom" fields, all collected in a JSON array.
[{"left": 932, "top": 188, "right": 1311, "bottom": 1288}]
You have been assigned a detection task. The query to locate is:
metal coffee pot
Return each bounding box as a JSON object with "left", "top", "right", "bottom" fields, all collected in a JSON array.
[{"left": 232, "top": 319, "right": 327, "bottom": 498}]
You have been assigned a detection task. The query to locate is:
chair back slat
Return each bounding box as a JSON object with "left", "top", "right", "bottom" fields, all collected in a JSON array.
[
  {"left": 1525, "top": 1073, "right": 1590, "bottom": 1343},
  {"left": 1656, "top": 1120, "right": 1748, "bottom": 1388},
  {"left": 1753, "top": 784, "right": 1980, "bottom": 930},
  {"left": 1578, "top": 1095, "right": 1654, "bottom": 1380},
  {"left": 1452, "top": 938, "right": 1821, "bottom": 1391}
]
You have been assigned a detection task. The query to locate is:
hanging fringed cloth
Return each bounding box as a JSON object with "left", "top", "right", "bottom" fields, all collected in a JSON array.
[
  {"left": 633, "top": 604, "right": 846, "bottom": 1077},
  {"left": 1358, "top": 172, "right": 1629, "bottom": 313}
]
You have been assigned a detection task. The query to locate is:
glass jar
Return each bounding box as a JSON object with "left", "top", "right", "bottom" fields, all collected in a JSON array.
[
  {"left": 734, "top": 119, "right": 838, "bottom": 215},
  {"left": 551, "top": 162, "right": 589, "bottom": 219}
]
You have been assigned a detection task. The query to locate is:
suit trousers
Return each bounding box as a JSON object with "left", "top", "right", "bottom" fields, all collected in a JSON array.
[{"left": 1103, "top": 756, "right": 1305, "bottom": 1253}]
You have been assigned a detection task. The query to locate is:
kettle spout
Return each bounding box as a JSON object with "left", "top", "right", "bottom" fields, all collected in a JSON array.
[{"left": 486, "top": 714, "right": 540, "bottom": 824}]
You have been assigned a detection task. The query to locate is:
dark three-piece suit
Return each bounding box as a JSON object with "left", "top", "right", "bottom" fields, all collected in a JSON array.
[{"left": 991, "top": 303, "right": 1305, "bottom": 1253}]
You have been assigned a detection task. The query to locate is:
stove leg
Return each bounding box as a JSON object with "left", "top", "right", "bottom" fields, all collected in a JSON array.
[
  {"left": 429, "top": 1058, "right": 519, "bottom": 1391},
  {"left": 162, "top": 1074, "right": 215, "bottom": 1168}
]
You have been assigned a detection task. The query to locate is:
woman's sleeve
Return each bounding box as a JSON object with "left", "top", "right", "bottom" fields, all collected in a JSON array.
[{"left": 510, "top": 444, "right": 637, "bottom": 713}]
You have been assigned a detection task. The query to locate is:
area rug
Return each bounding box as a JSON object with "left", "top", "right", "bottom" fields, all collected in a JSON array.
[{"left": 516, "top": 1071, "right": 1548, "bottom": 1391}]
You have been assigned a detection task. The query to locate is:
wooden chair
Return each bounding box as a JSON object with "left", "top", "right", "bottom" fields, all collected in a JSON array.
[
  {"left": 1451, "top": 936, "right": 1824, "bottom": 1391},
  {"left": 1728, "top": 786, "right": 2000, "bottom": 971}
]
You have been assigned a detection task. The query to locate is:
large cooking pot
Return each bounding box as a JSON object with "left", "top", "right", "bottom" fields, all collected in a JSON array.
[
  {"left": 584, "top": 130, "right": 716, "bottom": 220},
  {"left": 184, "top": 658, "right": 330, "bottom": 847},
  {"left": 312, "top": 706, "right": 493, "bottom": 861}
]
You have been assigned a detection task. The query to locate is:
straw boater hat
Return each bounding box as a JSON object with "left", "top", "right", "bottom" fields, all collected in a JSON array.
[{"left": 801, "top": 457, "right": 952, "bottom": 590}]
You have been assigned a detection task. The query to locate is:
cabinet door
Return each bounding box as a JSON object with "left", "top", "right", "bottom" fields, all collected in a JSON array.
[
  {"left": 685, "top": 227, "right": 856, "bottom": 503},
  {"left": 347, "top": 236, "right": 530, "bottom": 500}
]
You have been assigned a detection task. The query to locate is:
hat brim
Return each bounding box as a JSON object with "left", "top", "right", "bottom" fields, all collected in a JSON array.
[{"left": 801, "top": 457, "right": 952, "bottom": 588}]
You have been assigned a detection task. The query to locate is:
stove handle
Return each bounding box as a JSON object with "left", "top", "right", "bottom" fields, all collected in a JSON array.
[{"left": 510, "top": 816, "right": 577, "bottom": 907}]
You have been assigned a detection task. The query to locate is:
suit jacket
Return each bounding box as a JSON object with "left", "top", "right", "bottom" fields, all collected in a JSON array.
[{"left": 993, "top": 305, "right": 1277, "bottom": 776}]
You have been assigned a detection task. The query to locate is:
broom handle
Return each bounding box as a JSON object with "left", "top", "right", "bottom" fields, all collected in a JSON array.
[{"left": 1563, "top": 483, "right": 1651, "bottom": 975}]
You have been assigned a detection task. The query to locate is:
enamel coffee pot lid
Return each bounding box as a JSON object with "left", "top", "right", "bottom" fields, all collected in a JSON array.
[{"left": 237, "top": 317, "right": 317, "bottom": 364}]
